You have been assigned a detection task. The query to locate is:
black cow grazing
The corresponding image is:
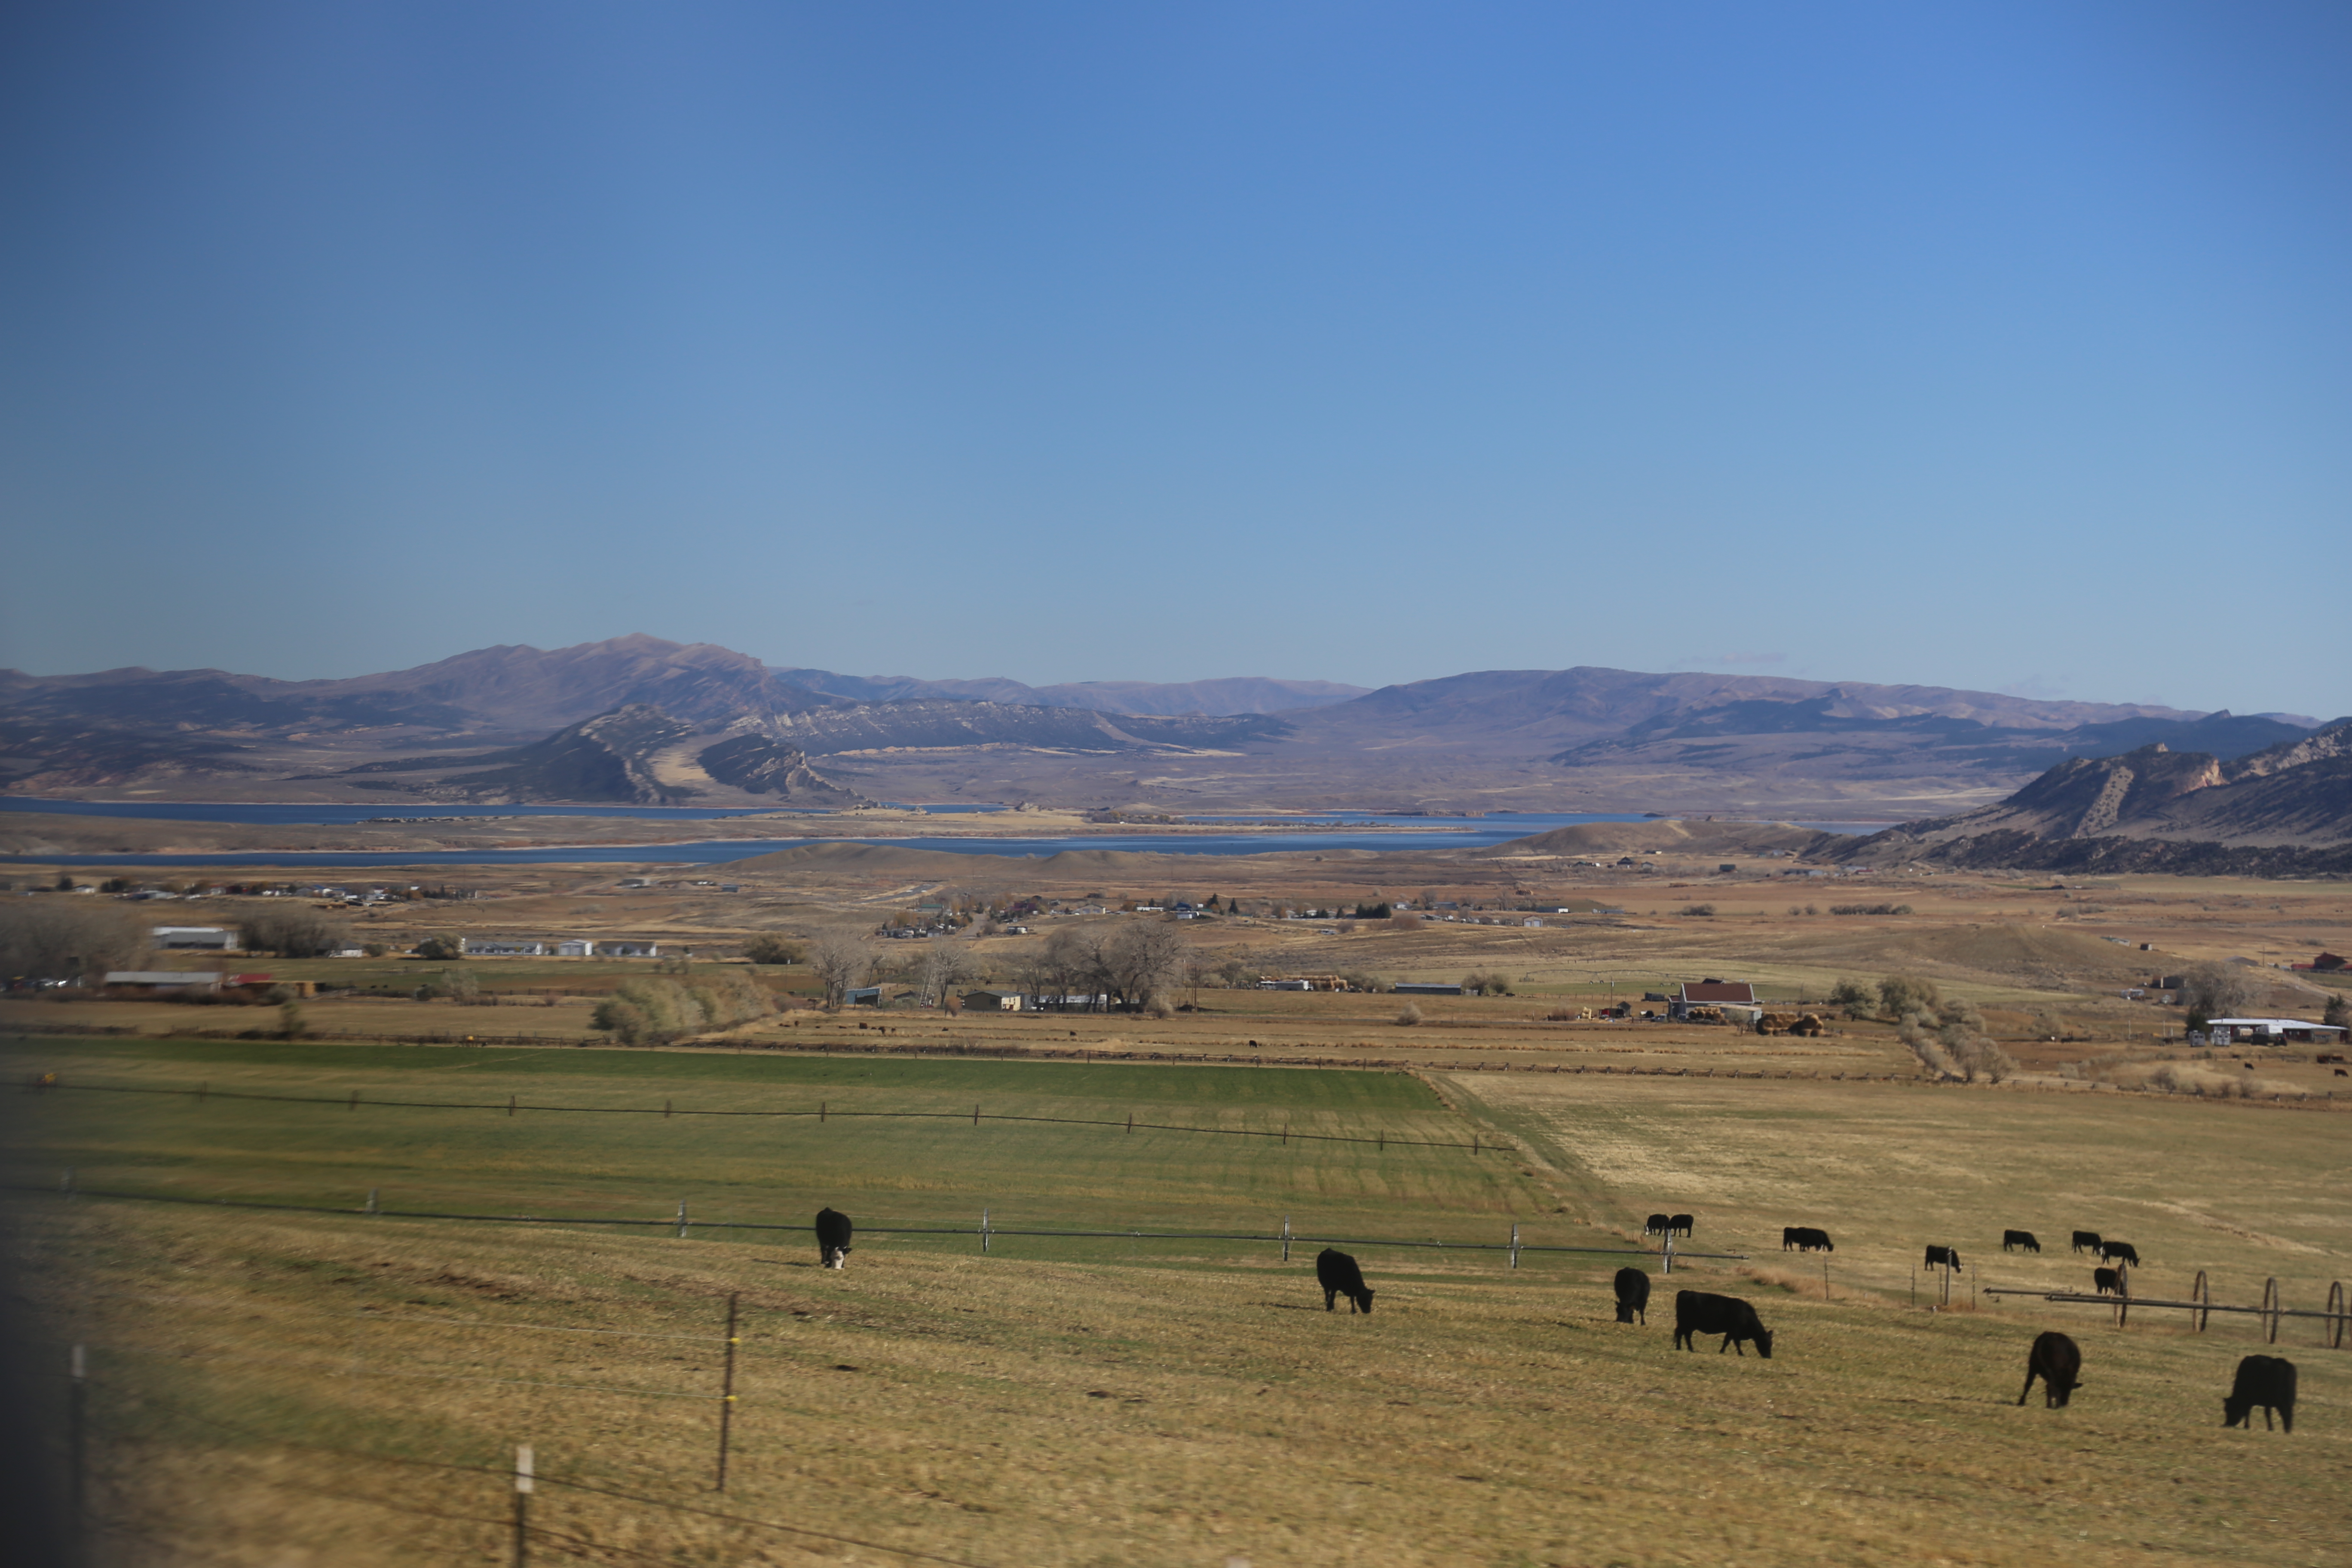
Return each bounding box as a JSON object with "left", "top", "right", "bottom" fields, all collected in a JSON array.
[
  {"left": 2002, "top": 1230, "right": 2041, "bottom": 1253},
  {"left": 1781, "top": 1226, "right": 1833, "bottom": 1253},
  {"left": 1316, "top": 1248, "right": 1375, "bottom": 1314},
  {"left": 2092, "top": 1267, "right": 2124, "bottom": 1296},
  {"left": 2070, "top": 1230, "right": 2102, "bottom": 1255},
  {"left": 1924, "top": 1245, "right": 1961, "bottom": 1272},
  {"left": 2223, "top": 1356, "right": 2297, "bottom": 1433},
  {"left": 2098, "top": 1240, "right": 2141, "bottom": 1268},
  {"left": 1644, "top": 1213, "right": 1672, "bottom": 1236},
  {"left": 2016, "top": 1331, "right": 2083, "bottom": 1408},
  {"left": 1668, "top": 1214, "right": 1695, "bottom": 1239},
  {"left": 1672, "top": 1290, "right": 1773, "bottom": 1358},
  {"left": 815, "top": 1207, "right": 853, "bottom": 1270},
  {"left": 1613, "top": 1267, "right": 1651, "bottom": 1325}
]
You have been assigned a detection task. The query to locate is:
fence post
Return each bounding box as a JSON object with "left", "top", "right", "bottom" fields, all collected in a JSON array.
[
  {"left": 513, "top": 1445, "right": 533, "bottom": 1568},
  {"left": 677, "top": 1200, "right": 688, "bottom": 1240},
  {"left": 1510, "top": 1223, "right": 1520, "bottom": 1271},
  {"left": 981, "top": 1207, "right": 991, "bottom": 1254},
  {"left": 61, "top": 1168, "right": 73, "bottom": 1198},
  {"left": 715, "top": 1292, "right": 739, "bottom": 1492},
  {"left": 819, "top": 1100, "right": 826, "bottom": 1123},
  {"left": 664, "top": 1099, "right": 671, "bottom": 1118},
  {"left": 349, "top": 1090, "right": 358, "bottom": 1112},
  {"left": 1282, "top": 1215, "right": 1291, "bottom": 1264},
  {"left": 366, "top": 1188, "right": 379, "bottom": 1216},
  {"left": 68, "top": 1343, "right": 86, "bottom": 1537},
  {"left": 2263, "top": 1277, "right": 2281, "bottom": 1344},
  {"left": 1661, "top": 1235, "right": 1673, "bottom": 1275},
  {"left": 1822, "top": 1256, "right": 1831, "bottom": 1302},
  {"left": 507, "top": 1094, "right": 516, "bottom": 1118},
  {"left": 1127, "top": 1112, "right": 1134, "bottom": 1134},
  {"left": 974, "top": 1104, "right": 981, "bottom": 1126}
]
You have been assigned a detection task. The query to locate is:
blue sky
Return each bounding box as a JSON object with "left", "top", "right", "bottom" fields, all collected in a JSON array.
[{"left": 4, "top": 2, "right": 2346, "bottom": 717}]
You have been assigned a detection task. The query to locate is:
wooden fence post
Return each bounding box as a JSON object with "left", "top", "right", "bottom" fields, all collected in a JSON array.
[
  {"left": 366, "top": 1188, "right": 379, "bottom": 1216},
  {"left": 676, "top": 1200, "right": 688, "bottom": 1240},
  {"left": 1509, "top": 1223, "right": 1520, "bottom": 1271},
  {"left": 512, "top": 1445, "right": 533, "bottom": 1568},
  {"left": 982, "top": 1207, "right": 992, "bottom": 1254},
  {"left": 1281, "top": 1215, "right": 1291, "bottom": 1263},
  {"left": 715, "top": 1293, "right": 739, "bottom": 1492}
]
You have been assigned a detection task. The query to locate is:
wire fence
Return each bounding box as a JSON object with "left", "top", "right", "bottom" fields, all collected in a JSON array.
[{"left": 26, "top": 1075, "right": 1504, "bottom": 1152}]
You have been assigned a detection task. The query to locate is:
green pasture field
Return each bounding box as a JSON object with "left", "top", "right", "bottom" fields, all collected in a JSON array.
[
  {"left": 0, "top": 1036, "right": 1553, "bottom": 1255},
  {"left": 6, "top": 1035, "right": 2347, "bottom": 1566}
]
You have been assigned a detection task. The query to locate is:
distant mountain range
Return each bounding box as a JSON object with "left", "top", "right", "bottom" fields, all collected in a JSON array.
[{"left": 1, "top": 634, "right": 2339, "bottom": 821}]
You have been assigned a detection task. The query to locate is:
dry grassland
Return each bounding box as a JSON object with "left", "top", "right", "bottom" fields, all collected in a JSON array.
[{"left": 6, "top": 1038, "right": 2349, "bottom": 1567}]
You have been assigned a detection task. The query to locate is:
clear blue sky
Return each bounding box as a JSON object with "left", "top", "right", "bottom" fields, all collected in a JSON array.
[{"left": 4, "top": 2, "right": 2346, "bottom": 717}]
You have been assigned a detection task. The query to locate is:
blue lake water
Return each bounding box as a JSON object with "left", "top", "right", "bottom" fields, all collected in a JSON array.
[{"left": 0, "top": 800, "right": 1880, "bottom": 867}]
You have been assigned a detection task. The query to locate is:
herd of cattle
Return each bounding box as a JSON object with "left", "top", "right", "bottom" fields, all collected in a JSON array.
[
  {"left": 1776, "top": 1223, "right": 2146, "bottom": 1292},
  {"left": 806, "top": 1209, "right": 2300, "bottom": 1432}
]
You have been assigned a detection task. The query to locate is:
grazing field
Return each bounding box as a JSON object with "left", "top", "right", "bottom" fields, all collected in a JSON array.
[{"left": 6, "top": 1036, "right": 2347, "bottom": 1566}]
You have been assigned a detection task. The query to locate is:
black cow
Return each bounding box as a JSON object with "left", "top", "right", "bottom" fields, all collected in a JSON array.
[
  {"left": 1782, "top": 1226, "right": 1834, "bottom": 1253},
  {"left": 1316, "top": 1248, "right": 1375, "bottom": 1314},
  {"left": 2223, "top": 1355, "right": 2297, "bottom": 1433},
  {"left": 2002, "top": 1229, "right": 2041, "bottom": 1253},
  {"left": 1613, "top": 1267, "right": 1651, "bottom": 1325},
  {"left": 2092, "top": 1267, "right": 2124, "bottom": 1296},
  {"left": 1672, "top": 1289, "right": 1773, "bottom": 1358},
  {"left": 2017, "top": 1331, "right": 2083, "bottom": 1408},
  {"left": 2071, "top": 1230, "right": 2102, "bottom": 1255},
  {"left": 1644, "top": 1213, "right": 1672, "bottom": 1236},
  {"left": 1668, "top": 1214, "right": 1695, "bottom": 1238},
  {"left": 1924, "top": 1245, "right": 1962, "bottom": 1272},
  {"left": 2099, "top": 1240, "right": 2141, "bottom": 1268},
  {"left": 815, "top": 1207, "right": 853, "bottom": 1270}
]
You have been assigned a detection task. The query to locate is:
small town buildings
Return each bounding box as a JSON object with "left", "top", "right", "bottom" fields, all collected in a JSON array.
[
  {"left": 152, "top": 926, "right": 237, "bottom": 951},
  {"left": 600, "top": 941, "right": 659, "bottom": 957},
  {"left": 463, "top": 939, "right": 546, "bottom": 957},
  {"left": 554, "top": 940, "right": 594, "bottom": 958}
]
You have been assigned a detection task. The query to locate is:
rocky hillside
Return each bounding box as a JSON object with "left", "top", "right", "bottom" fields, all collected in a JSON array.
[
  {"left": 332, "top": 704, "right": 865, "bottom": 806},
  {"left": 1847, "top": 721, "right": 2352, "bottom": 873}
]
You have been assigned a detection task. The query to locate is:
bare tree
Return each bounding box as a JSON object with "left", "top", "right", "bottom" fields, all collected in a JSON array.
[
  {"left": 2181, "top": 961, "right": 2255, "bottom": 1030},
  {"left": 239, "top": 906, "right": 351, "bottom": 958},
  {"left": 808, "top": 931, "right": 872, "bottom": 1008},
  {"left": 918, "top": 940, "right": 973, "bottom": 1006},
  {"left": 1105, "top": 921, "right": 1186, "bottom": 1009},
  {"left": 0, "top": 902, "right": 149, "bottom": 984}
]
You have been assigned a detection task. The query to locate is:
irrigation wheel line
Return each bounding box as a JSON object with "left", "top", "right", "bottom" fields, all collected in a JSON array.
[{"left": 1982, "top": 1280, "right": 2351, "bottom": 1346}]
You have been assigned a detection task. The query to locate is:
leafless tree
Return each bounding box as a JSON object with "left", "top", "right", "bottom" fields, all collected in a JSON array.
[
  {"left": 0, "top": 902, "right": 149, "bottom": 983},
  {"left": 918, "top": 940, "right": 973, "bottom": 1006},
  {"left": 1105, "top": 921, "right": 1186, "bottom": 1009},
  {"left": 2181, "top": 961, "right": 2255, "bottom": 1028},
  {"left": 238, "top": 906, "right": 351, "bottom": 958},
  {"left": 808, "top": 931, "right": 872, "bottom": 1008}
]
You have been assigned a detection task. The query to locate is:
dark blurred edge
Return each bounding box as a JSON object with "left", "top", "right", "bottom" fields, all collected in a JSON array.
[{"left": 2, "top": 1086, "right": 85, "bottom": 1568}]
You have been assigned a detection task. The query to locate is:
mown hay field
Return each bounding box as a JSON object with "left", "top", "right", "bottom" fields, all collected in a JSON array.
[{"left": 5, "top": 1036, "right": 2347, "bottom": 1567}]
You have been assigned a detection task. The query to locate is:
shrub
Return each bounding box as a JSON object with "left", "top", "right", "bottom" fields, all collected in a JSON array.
[
  {"left": 1827, "top": 979, "right": 1875, "bottom": 1020},
  {"left": 1678, "top": 904, "right": 1716, "bottom": 918},
  {"left": 416, "top": 967, "right": 481, "bottom": 1003},
  {"left": 741, "top": 933, "right": 805, "bottom": 966},
  {"left": 279, "top": 1001, "right": 308, "bottom": 1040},
  {"left": 1876, "top": 974, "right": 1939, "bottom": 1020},
  {"left": 1394, "top": 1002, "right": 1423, "bottom": 1026},
  {"left": 414, "top": 932, "right": 465, "bottom": 960},
  {"left": 1830, "top": 903, "right": 1911, "bottom": 917}
]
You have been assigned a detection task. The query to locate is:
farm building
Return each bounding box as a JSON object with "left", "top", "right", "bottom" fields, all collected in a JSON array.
[
  {"left": 845, "top": 986, "right": 884, "bottom": 1007},
  {"left": 600, "top": 940, "right": 660, "bottom": 957},
  {"left": 2205, "top": 1017, "right": 2349, "bottom": 1045},
  {"left": 1394, "top": 982, "right": 1465, "bottom": 996},
  {"left": 463, "top": 939, "right": 546, "bottom": 957},
  {"left": 1672, "top": 980, "right": 1756, "bottom": 1020},
  {"left": 151, "top": 926, "right": 237, "bottom": 951},
  {"left": 962, "top": 990, "right": 1023, "bottom": 1011},
  {"left": 104, "top": 971, "right": 221, "bottom": 996},
  {"left": 554, "top": 940, "right": 594, "bottom": 958}
]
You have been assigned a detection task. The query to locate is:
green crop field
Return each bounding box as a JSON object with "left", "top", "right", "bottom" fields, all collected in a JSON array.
[{"left": 4, "top": 1035, "right": 2346, "bottom": 1566}]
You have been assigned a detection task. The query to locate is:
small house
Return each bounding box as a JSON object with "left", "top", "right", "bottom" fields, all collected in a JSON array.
[{"left": 845, "top": 986, "right": 884, "bottom": 1007}]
